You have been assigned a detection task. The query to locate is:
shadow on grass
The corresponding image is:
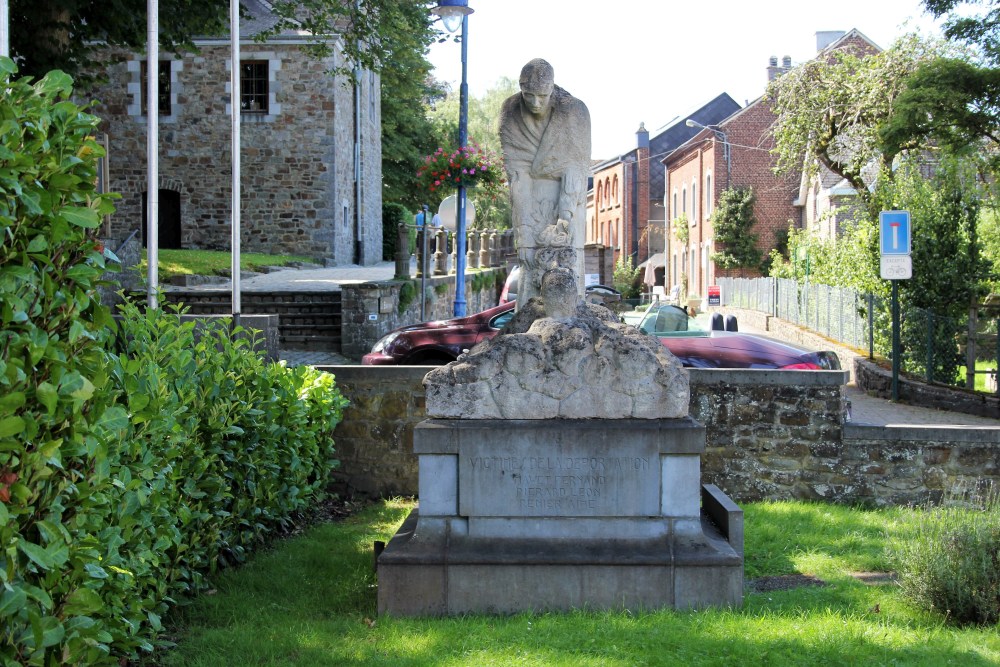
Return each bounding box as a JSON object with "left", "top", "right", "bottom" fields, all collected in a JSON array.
[{"left": 148, "top": 500, "right": 998, "bottom": 667}]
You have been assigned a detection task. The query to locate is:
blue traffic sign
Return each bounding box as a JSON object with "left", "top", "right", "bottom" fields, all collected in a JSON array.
[{"left": 880, "top": 210, "right": 911, "bottom": 255}]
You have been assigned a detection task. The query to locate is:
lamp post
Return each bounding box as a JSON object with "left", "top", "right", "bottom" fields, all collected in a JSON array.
[
  {"left": 686, "top": 119, "right": 730, "bottom": 188},
  {"left": 432, "top": 0, "right": 474, "bottom": 317}
]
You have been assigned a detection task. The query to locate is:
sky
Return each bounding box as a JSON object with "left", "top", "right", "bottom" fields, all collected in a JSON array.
[{"left": 426, "top": 0, "right": 950, "bottom": 160}]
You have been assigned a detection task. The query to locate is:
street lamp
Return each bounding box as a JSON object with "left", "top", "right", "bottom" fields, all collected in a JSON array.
[
  {"left": 432, "top": 0, "right": 474, "bottom": 317},
  {"left": 686, "top": 119, "right": 731, "bottom": 188}
]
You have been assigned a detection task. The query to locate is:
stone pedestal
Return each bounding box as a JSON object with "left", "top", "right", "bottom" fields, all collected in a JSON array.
[{"left": 377, "top": 418, "right": 743, "bottom": 615}]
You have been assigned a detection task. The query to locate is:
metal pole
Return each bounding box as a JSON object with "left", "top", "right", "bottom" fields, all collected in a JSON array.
[
  {"left": 868, "top": 293, "right": 875, "bottom": 360},
  {"left": 453, "top": 13, "right": 469, "bottom": 317},
  {"left": 995, "top": 317, "right": 999, "bottom": 396},
  {"left": 421, "top": 204, "right": 429, "bottom": 321},
  {"left": 230, "top": 0, "right": 241, "bottom": 326},
  {"left": 891, "top": 280, "right": 900, "bottom": 401},
  {"left": 146, "top": 0, "right": 160, "bottom": 309},
  {"left": 926, "top": 311, "right": 934, "bottom": 384}
]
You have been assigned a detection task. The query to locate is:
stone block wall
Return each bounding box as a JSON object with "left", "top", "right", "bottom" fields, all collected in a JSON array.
[
  {"left": 321, "top": 365, "right": 1000, "bottom": 505},
  {"left": 691, "top": 370, "right": 848, "bottom": 502},
  {"left": 84, "top": 41, "right": 382, "bottom": 265},
  {"left": 323, "top": 366, "right": 426, "bottom": 497},
  {"left": 339, "top": 270, "right": 503, "bottom": 359}
]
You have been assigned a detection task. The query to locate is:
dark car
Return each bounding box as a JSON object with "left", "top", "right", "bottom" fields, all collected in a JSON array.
[
  {"left": 362, "top": 302, "right": 516, "bottom": 365},
  {"left": 636, "top": 303, "right": 841, "bottom": 370}
]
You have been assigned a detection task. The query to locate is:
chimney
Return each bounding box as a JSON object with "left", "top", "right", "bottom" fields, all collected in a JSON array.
[
  {"left": 816, "top": 30, "right": 846, "bottom": 52},
  {"left": 636, "top": 122, "right": 649, "bottom": 150},
  {"left": 767, "top": 55, "right": 783, "bottom": 82},
  {"left": 782, "top": 55, "right": 792, "bottom": 68}
]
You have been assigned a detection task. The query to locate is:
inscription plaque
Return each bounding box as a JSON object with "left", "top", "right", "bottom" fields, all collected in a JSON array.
[{"left": 459, "top": 440, "right": 660, "bottom": 517}]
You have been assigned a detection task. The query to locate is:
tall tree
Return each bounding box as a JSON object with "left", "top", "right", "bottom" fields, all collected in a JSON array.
[
  {"left": 767, "top": 35, "right": 943, "bottom": 220},
  {"left": 881, "top": 2, "right": 1000, "bottom": 166},
  {"left": 924, "top": 0, "right": 1000, "bottom": 64}
]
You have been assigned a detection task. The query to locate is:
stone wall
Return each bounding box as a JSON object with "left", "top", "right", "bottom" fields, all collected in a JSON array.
[
  {"left": 855, "top": 357, "right": 1000, "bottom": 420},
  {"left": 339, "top": 270, "right": 503, "bottom": 359},
  {"left": 321, "top": 365, "right": 1000, "bottom": 505}
]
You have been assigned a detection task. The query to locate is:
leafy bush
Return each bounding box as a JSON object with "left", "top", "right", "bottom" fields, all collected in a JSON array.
[
  {"left": 888, "top": 486, "right": 1000, "bottom": 626},
  {"left": 0, "top": 59, "right": 123, "bottom": 665},
  {"left": 0, "top": 58, "right": 349, "bottom": 665},
  {"left": 613, "top": 256, "right": 642, "bottom": 299}
]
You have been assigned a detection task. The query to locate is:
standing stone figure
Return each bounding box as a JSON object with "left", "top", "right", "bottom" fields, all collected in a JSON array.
[{"left": 499, "top": 58, "right": 591, "bottom": 309}]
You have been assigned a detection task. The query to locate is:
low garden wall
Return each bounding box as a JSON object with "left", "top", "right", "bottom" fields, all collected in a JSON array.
[{"left": 322, "top": 365, "right": 1000, "bottom": 506}]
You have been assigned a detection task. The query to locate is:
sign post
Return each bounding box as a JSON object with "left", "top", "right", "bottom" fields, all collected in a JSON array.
[{"left": 880, "top": 210, "right": 912, "bottom": 401}]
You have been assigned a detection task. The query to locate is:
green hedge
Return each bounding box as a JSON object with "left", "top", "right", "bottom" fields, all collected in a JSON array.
[{"left": 0, "top": 59, "right": 349, "bottom": 665}]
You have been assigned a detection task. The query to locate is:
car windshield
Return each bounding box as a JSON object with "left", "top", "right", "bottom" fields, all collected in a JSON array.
[{"left": 636, "top": 303, "right": 708, "bottom": 337}]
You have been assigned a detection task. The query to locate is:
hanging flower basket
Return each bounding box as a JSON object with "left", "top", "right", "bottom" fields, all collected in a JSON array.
[{"left": 416, "top": 142, "right": 506, "bottom": 199}]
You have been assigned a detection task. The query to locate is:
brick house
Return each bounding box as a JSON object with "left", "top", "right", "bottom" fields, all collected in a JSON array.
[
  {"left": 587, "top": 93, "right": 740, "bottom": 282},
  {"left": 663, "top": 30, "right": 879, "bottom": 299},
  {"left": 85, "top": 0, "right": 382, "bottom": 265}
]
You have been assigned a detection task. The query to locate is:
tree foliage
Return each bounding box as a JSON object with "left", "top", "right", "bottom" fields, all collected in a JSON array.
[
  {"left": 924, "top": 0, "right": 1000, "bottom": 64},
  {"left": 10, "top": 0, "right": 230, "bottom": 79},
  {"left": 881, "top": 57, "right": 1000, "bottom": 158},
  {"left": 710, "top": 187, "right": 762, "bottom": 274},
  {"left": 372, "top": 2, "right": 446, "bottom": 210}
]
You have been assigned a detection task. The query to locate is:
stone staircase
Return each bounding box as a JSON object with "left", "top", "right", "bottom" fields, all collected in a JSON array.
[{"left": 159, "top": 290, "right": 343, "bottom": 352}]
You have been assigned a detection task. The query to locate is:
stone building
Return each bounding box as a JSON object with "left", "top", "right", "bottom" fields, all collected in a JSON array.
[
  {"left": 85, "top": 0, "right": 382, "bottom": 265},
  {"left": 587, "top": 93, "right": 740, "bottom": 282}
]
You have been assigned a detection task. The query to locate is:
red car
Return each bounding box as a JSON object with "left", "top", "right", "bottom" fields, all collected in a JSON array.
[
  {"left": 362, "top": 301, "right": 841, "bottom": 370},
  {"left": 362, "top": 302, "right": 516, "bottom": 365},
  {"left": 636, "top": 303, "right": 841, "bottom": 370}
]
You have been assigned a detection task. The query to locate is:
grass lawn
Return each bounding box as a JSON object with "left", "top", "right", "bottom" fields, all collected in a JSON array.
[
  {"left": 146, "top": 499, "right": 1000, "bottom": 666},
  {"left": 136, "top": 248, "right": 315, "bottom": 281},
  {"left": 957, "top": 360, "right": 999, "bottom": 393}
]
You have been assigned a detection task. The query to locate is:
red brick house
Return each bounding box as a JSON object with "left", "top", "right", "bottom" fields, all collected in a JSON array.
[
  {"left": 663, "top": 29, "right": 880, "bottom": 299},
  {"left": 587, "top": 93, "right": 740, "bottom": 278}
]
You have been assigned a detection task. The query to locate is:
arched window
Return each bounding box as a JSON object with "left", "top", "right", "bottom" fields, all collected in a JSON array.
[
  {"left": 682, "top": 187, "right": 687, "bottom": 215},
  {"left": 672, "top": 190, "right": 678, "bottom": 220},
  {"left": 597, "top": 182, "right": 603, "bottom": 210},
  {"left": 612, "top": 175, "right": 619, "bottom": 205},
  {"left": 605, "top": 178, "right": 611, "bottom": 207}
]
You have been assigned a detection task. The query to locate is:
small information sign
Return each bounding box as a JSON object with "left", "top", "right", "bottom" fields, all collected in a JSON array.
[
  {"left": 880, "top": 255, "right": 912, "bottom": 280},
  {"left": 707, "top": 285, "right": 721, "bottom": 306}
]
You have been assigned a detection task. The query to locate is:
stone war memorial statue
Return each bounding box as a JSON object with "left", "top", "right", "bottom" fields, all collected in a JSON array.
[
  {"left": 376, "top": 58, "right": 744, "bottom": 617},
  {"left": 500, "top": 58, "right": 590, "bottom": 308}
]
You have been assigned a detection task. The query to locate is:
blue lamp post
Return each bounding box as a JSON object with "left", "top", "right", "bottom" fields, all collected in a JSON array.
[{"left": 432, "top": 0, "right": 473, "bottom": 316}]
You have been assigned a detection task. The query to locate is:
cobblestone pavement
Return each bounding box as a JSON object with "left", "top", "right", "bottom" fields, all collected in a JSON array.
[{"left": 231, "top": 262, "right": 996, "bottom": 429}]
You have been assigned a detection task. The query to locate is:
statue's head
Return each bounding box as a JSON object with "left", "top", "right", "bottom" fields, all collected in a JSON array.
[{"left": 519, "top": 58, "right": 555, "bottom": 117}]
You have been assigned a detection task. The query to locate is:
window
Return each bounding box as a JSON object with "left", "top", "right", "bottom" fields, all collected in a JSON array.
[
  {"left": 705, "top": 173, "right": 713, "bottom": 217},
  {"left": 605, "top": 178, "right": 611, "bottom": 207},
  {"left": 672, "top": 190, "right": 678, "bottom": 220},
  {"left": 682, "top": 187, "right": 687, "bottom": 215},
  {"left": 597, "top": 182, "right": 603, "bottom": 210},
  {"left": 691, "top": 181, "right": 698, "bottom": 225},
  {"left": 140, "top": 60, "right": 172, "bottom": 116},
  {"left": 241, "top": 60, "right": 269, "bottom": 114},
  {"left": 612, "top": 175, "right": 619, "bottom": 205}
]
